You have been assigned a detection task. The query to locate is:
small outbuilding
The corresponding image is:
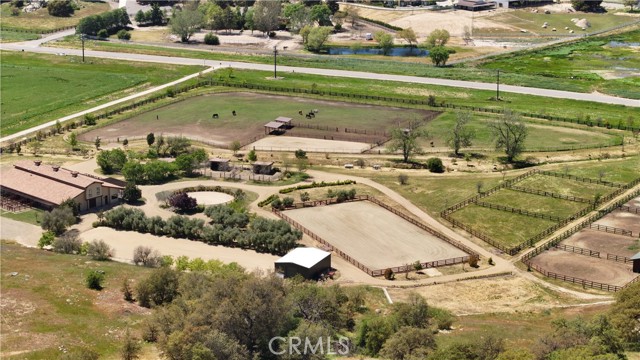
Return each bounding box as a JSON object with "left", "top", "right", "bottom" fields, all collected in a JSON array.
[
  {"left": 632, "top": 252, "right": 640, "bottom": 274},
  {"left": 456, "top": 0, "right": 496, "bottom": 11},
  {"left": 252, "top": 161, "right": 274, "bottom": 175},
  {"left": 209, "top": 158, "right": 231, "bottom": 172},
  {"left": 264, "top": 121, "right": 285, "bottom": 135},
  {"left": 274, "top": 116, "right": 293, "bottom": 129},
  {"left": 275, "top": 247, "right": 331, "bottom": 279}
]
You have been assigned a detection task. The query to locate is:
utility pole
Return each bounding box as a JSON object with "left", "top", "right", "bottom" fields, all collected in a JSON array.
[
  {"left": 273, "top": 46, "right": 278, "bottom": 79},
  {"left": 496, "top": 69, "right": 500, "bottom": 101},
  {"left": 81, "top": 34, "right": 85, "bottom": 63}
]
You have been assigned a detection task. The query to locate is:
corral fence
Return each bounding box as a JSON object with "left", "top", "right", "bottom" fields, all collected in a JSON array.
[
  {"left": 272, "top": 195, "right": 476, "bottom": 277},
  {"left": 589, "top": 223, "right": 636, "bottom": 238},
  {"left": 521, "top": 188, "right": 640, "bottom": 291},
  {"left": 474, "top": 200, "right": 563, "bottom": 222},
  {"left": 555, "top": 244, "right": 600, "bottom": 258},
  {"left": 537, "top": 170, "right": 625, "bottom": 188},
  {"left": 617, "top": 205, "right": 640, "bottom": 215},
  {"left": 508, "top": 185, "right": 594, "bottom": 204},
  {"left": 527, "top": 262, "right": 623, "bottom": 292}
]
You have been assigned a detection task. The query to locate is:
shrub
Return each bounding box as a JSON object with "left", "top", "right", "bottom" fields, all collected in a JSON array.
[
  {"left": 42, "top": 206, "right": 76, "bottom": 235},
  {"left": 122, "top": 182, "right": 142, "bottom": 203},
  {"left": 300, "top": 192, "right": 310, "bottom": 202},
  {"left": 10, "top": 6, "right": 19, "bottom": 16},
  {"left": 86, "top": 270, "right": 104, "bottom": 290},
  {"left": 38, "top": 231, "right": 56, "bottom": 248},
  {"left": 282, "top": 197, "right": 294, "bottom": 208},
  {"left": 258, "top": 194, "right": 279, "bottom": 207},
  {"left": 294, "top": 149, "right": 307, "bottom": 159},
  {"left": 122, "top": 278, "right": 134, "bottom": 302},
  {"left": 97, "top": 29, "right": 109, "bottom": 39},
  {"left": 84, "top": 113, "right": 97, "bottom": 126},
  {"left": 268, "top": 31, "right": 276, "bottom": 38},
  {"left": 204, "top": 32, "right": 220, "bottom": 45},
  {"left": 398, "top": 173, "right": 409, "bottom": 185},
  {"left": 384, "top": 268, "right": 395, "bottom": 280},
  {"left": 426, "top": 157, "right": 444, "bottom": 173},
  {"left": 488, "top": 257, "right": 494, "bottom": 266},
  {"left": 168, "top": 192, "right": 197, "bottom": 212},
  {"left": 11, "top": 0, "right": 24, "bottom": 7},
  {"left": 53, "top": 232, "right": 83, "bottom": 254},
  {"left": 133, "top": 246, "right": 162, "bottom": 267},
  {"left": 87, "top": 240, "right": 114, "bottom": 260},
  {"left": 427, "top": 95, "right": 437, "bottom": 107},
  {"left": 413, "top": 260, "right": 423, "bottom": 271},
  {"left": 355, "top": 158, "right": 365, "bottom": 168},
  {"left": 166, "top": 88, "right": 176, "bottom": 97},
  {"left": 334, "top": 23, "right": 342, "bottom": 31},
  {"left": 468, "top": 255, "right": 479, "bottom": 268},
  {"left": 271, "top": 197, "right": 284, "bottom": 210},
  {"left": 247, "top": 149, "right": 257, "bottom": 161},
  {"left": 116, "top": 29, "right": 131, "bottom": 40},
  {"left": 47, "top": 0, "right": 74, "bottom": 17},
  {"left": 279, "top": 180, "right": 356, "bottom": 194},
  {"left": 135, "top": 267, "right": 179, "bottom": 308}
]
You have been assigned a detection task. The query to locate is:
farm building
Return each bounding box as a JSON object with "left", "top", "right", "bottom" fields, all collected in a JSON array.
[
  {"left": 274, "top": 116, "right": 293, "bottom": 128},
  {"left": 252, "top": 161, "right": 274, "bottom": 175},
  {"left": 456, "top": 0, "right": 496, "bottom": 10},
  {"left": 275, "top": 247, "right": 331, "bottom": 279},
  {"left": 632, "top": 252, "right": 640, "bottom": 274},
  {"left": 209, "top": 158, "right": 231, "bottom": 172},
  {"left": 0, "top": 160, "right": 124, "bottom": 212},
  {"left": 264, "top": 121, "right": 285, "bottom": 135}
]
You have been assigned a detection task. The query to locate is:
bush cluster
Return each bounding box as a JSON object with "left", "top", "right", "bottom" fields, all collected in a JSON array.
[
  {"left": 258, "top": 194, "right": 279, "bottom": 207},
  {"left": 279, "top": 180, "right": 356, "bottom": 194},
  {"left": 359, "top": 16, "right": 402, "bottom": 31},
  {"left": 204, "top": 33, "right": 220, "bottom": 45},
  {"left": 76, "top": 8, "right": 130, "bottom": 36},
  {"left": 97, "top": 205, "right": 301, "bottom": 255}
]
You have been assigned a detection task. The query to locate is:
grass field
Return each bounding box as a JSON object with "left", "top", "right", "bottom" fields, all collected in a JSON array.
[
  {"left": 516, "top": 174, "right": 620, "bottom": 199},
  {"left": 0, "top": 52, "right": 205, "bottom": 137},
  {"left": 482, "top": 189, "right": 589, "bottom": 218},
  {"left": 424, "top": 112, "right": 620, "bottom": 151},
  {"left": 78, "top": 92, "right": 435, "bottom": 145},
  {"left": 0, "top": 1, "right": 109, "bottom": 32},
  {"left": 478, "top": 29, "right": 640, "bottom": 99},
  {"left": 0, "top": 241, "right": 155, "bottom": 359},
  {"left": 49, "top": 26, "right": 640, "bottom": 98},
  {"left": 450, "top": 204, "right": 556, "bottom": 247},
  {"left": 0, "top": 30, "right": 39, "bottom": 43},
  {"left": 551, "top": 156, "right": 640, "bottom": 184},
  {"left": 0, "top": 208, "right": 44, "bottom": 226}
]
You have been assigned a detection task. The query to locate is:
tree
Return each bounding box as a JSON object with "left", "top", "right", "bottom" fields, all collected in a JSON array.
[
  {"left": 230, "top": 140, "right": 241, "bottom": 155},
  {"left": 374, "top": 31, "right": 394, "bottom": 55},
  {"left": 42, "top": 206, "right": 76, "bottom": 235},
  {"left": 168, "top": 193, "right": 198, "bottom": 212},
  {"left": 609, "top": 282, "right": 640, "bottom": 348},
  {"left": 310, "top": 4, "right": 332, "bottom": 26},
  {"left": 87, "top": 240, "right": 114, "bottom": 261},
  {"left": 53, "top": 232, "right": 83, "bottom": 254},
  {"left": 69, "top": 132, "right": 78, "bottom": 149},
  {"left": 252, "top": 0, "right": 281, "bottom": 36},
  {"left": 624, "top": 0, "right": 637, "bottom": 11},
  {"left": 386, "top": 121, "right": 428, "bottom": 162},
  {"left": 294, "top": 149, "right": 307, "bottom": 159},
  {"left": 86, "top": 270, "right": 105, "bottom": 290},
  {"left": 148, "top": 3, "right": 164, "bottom": 25},
  {"left": 379, "top": 326, "right": 436, "bottom": 360},
  {"left": 429, "top": 46, "right": 450, "bottom": 67},
  {"left": 327, "top": 0, "right": 339, "bottom": 14},
  {"left": 397, "top": 27, "right": 417, "bottom": 47},
  {"left": 147, "top": 132, "right": 155, "bottom": 147},
  {"left": 47, "top": 0, "right": 74, "bottom": 16},
  {"left": 345, "top": 6, "right": 360, "bottom": 26},
  {"left": 29, "top": 140, "right": 42, "bottom": 156},
  {"left": 425, "top": 28, "right": 450, "bottom": 47},
  {"left": 121, "top": 328, "right": 142, "bottom": 360},
  {"left": 571, "top": 0, "right": 603, "bottom": 11},
  {"left": 122, "top": 162, "right": 145, "bottom": 184},
  {"left": 247, "top": 149, "right": 257, "bottom": 161},
  {"left": 447, "top": 111, "right": 475, "bottom": 156},
  {"left": 136, "top": 267, "right": 180, "bottom": 307},
  {"left": 135, "top": 9, "right": 146, "bottom": 24},
  {"left": 490, "top": 110, "right": 528, "bottom": 162},
  {"left": 95, "top": 137, "right": 101, "bottom": 150},
  {"left": 55, "top": 120, "right": 62, "bottom": 134},
  {"left": 97, "top": 148, "right": 127, "bottom": 174},
  {"left": 426, "top": 157, "right": 444, "bottom": 173},
  {"left": 304, "top": 26, "right": 333, "bottom": 52},
  {"left": 170, "top": 8, "right": 204, "bottom": 42},
  {"left": 117, "top": 29, "right": 131, "bottom": 40},
  {"left": 284, "top": 3, "right": 312, "bottom": 33}
]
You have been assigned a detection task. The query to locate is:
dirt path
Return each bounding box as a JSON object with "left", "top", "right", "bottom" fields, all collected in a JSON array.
[{"left": 0, "top": 218, "right": 41, "bottom": 247}]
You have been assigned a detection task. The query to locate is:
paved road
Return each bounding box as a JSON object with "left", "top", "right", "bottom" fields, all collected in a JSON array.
[{"left": 2, "top": 41, "right": 638, "bottom": 108}]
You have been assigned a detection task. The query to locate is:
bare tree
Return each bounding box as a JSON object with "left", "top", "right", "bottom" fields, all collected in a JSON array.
[
  {"left": 386, "top": 120, "right": 429, "bottom": 162},
  {"left": 489, "top": 110, "right": 528, "bottom": 163},
  {"left": 447, "top": 111, "right": 475, "bottom": 156}
]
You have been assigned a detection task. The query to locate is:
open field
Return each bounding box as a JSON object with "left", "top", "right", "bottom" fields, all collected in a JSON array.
[
  {"left": 482, "top": 189, "right": 589, "bottom": 218},
  {"left": 529, "top": 249, "right": 637, "bottom": 286},
  {"left": 0, "top": 241, "right": 155, "bottom": 359},
  {"left": 562, "top": 229, "right": 640, "bottom": 258},
  {"left": 0, "top": 1, "right": 110, "bottom": 32},
  {"left": 250, "top": 136, "right": 370, "bottom": 153},
  {"left": 515, "top": 174, "right": 619, "bottom": 199},
  {"left": 186, "top": 191, "right": 233, "bottom": 205},
  {"left": 284, "top": 201, "right": 468, "bottom": 270},
  {"left": 0, "top": 30, "right": 39, "bottom": 43},
  {"left": 554, "top": 157, "right": 640, "bottom": 184},
  {"left": 449, "top": 204, "right": 556, "bottom": 247},
  {"left": 424, "top": 111, "right": 620, "bottom": 151},
  {"left": 0, "top": 52, "right": 204, "bottom": 137},
  {"left": 79, "top": 92, "right": 435, "bottom": 146}
]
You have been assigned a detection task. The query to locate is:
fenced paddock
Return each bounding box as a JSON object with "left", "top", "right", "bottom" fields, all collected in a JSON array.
[
  {"left": 561, "top": 229, "right": 639, "bottom": 259},
  {"left": 282, "top": 200, "right": 469, "bottom": 272},
  {"left": 249, "top": 136, "right": 371, "bottom": 154},
  {"left": 528, "top": 249, "right": 636, "bottom": 288}
]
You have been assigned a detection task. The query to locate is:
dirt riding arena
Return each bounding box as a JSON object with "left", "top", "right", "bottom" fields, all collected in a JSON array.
[
  {"left": 250, "top": 136, "right": 370, "bottom": 153},
  {"left": 594, "top": 210, "right": 640, "bottom": 236},
  {"left": 186, "top": 192, "right": 234, "bottom": 205},
  {"left": 561, "top": 229, "right": 639, "bottom": 258},
  {"left": 529, "top": 249, "right": 637, "bottom": 287},
  {"left": 284, "top": 201, "right": 468, "bottom": 271}
]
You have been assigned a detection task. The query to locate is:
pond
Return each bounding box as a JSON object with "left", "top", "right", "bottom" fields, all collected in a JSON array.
[
  {"left": 327, "top": 47, "right": 429, "bottom": 57},
  {"left": 608, "top": 41, "right": 640, "bottom": 48}
]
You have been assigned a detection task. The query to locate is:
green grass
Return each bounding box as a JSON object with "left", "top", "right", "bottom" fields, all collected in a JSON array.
[
  {"left": 550, "top": 156, "right": 640, "bottom": 184},
  {"left": 0, "top": 51, "right": 205, "bottom": 137},
  {"left": 424, "top": 112, "right": 620, "bottom": 151},
  {"left": 482, "top": 189, "right": 589, "bottom": 218},
  {"left": 48, "top": 26, "right": 640, "bottom": 98},
  {"left": 0, "top": 30, "right": 39, "bottom": 42},
  {"left": 0, "top": 241, "right": 155, "bottom": 359},
  {"left": 515, "top": 174, "right": 618, "bottom": 199},
  {"left": 478, "top": 29, "right": 640, "bottom": 99},
  {"left": 0, "top": 208, "right": 45, "bottom": 226},
  {"left": 450, "top": 204, "right": 556, "bottom": 247},
  {"left": 0, "top": 1, "right": 110, "bottom": 32}
]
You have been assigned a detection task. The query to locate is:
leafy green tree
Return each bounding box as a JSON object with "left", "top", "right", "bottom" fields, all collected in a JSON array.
[
  {"left": 122, "top": 161, "right": 145, "bottom": 184},
  {"left": 490, "top": 110, "right": 528, "bottom": 162},
  {"left": 136, "top": 267, "right": 180, "bottom": 308},
  {"left": 304, "top": 26, "right": 333, "bottom": 52},
  {"left": 96, "top": 148, "right": 127, "bottom": 174},
  {"left": 42, "top": 206, "right": 76, "bottom": 235},
  {"left": 609, "top": 281, "right": 640, "bottom": 349},
  {"left": 122, "top": 182, "right": 142, "bottom": 204},
  {"left": 357, "top": 315, "right": 394, "bottom": 356},
  {"left": 170, "top": 8, "right": 204, "bottom": 42},
  {"left": 146, "top": 132, "right": 155, "bottom": 147},
  {"left": 284, "top": 3, "right": 311, "bottom": 33},
  {"left": 135, "top": 9, "right": 146, "bottom": 24},
  {"left": 447, "top": 111, "right": 475, "bottom": 156},
  {"left": 252, "top": 0, "right": 281, "bottom": 35},
  {"left": 310, "top": 4, "right": 332, "bottom": 26},
  {"left": 94, "top": 136, "right": 101, "bottom": 150},
  {"left": 47, "top": 0, "right": 74, "bottom": 16},
  {"left": 148, "top": 3, "right": 164, "bottom": 25},
  {"left": 374, "top": 31, "right": 394, "bottom": 55},
  {"left": 424, "top": 28, "right": 450, "bottom": 47},
  {"left": 69, "top": 132, "right": 78, "bottom": 149},
  {"left": 247, "top": 149, "right": 257, "bottom": 161},
  {"left": 386, "top": 121, "right": 428, "bottom": 162},
  {"left": 429, "top": 46, "right": 450, "bottom": 67},
  {"left": 397, "top": 27, "right": 417, "bottom": 47},
  {"left": 380, "top": 326, "right": 436, "bottom": 360},
  {"left": 571, "top": 0, "right": 603, "bottom": 11}
]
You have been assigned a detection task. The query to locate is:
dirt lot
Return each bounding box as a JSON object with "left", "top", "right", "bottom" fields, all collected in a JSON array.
[
  {"left": 595, "top": 211, "right": 640, "bottom": 236},
  {"left": 284, "top": 201, "right": 468, "bottom": 271},
  {"left": 186, "top": 191, "right": 234, "bottom": 205},
  {"left": 250, "top": 136, "right": 370, "bottom": 153},
  {"left": 561, "top": 229, "right": 640, "bottom": 258},
  {"left": 624, "top": 196, "right": 640, "bottom": 208},
  {"left": 529, "top": 249, "right": 637, "bottom": 287}
]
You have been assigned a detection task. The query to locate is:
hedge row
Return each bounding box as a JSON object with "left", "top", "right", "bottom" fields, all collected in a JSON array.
[
  {"left": 359, "top": 16, "right": 403, "bottom": 31},
  {"left": 279, "top": 180, "right": 357, "bottom": 194},
  {"left": 258, "top": 194, "right": 280, "bottom": 207}
]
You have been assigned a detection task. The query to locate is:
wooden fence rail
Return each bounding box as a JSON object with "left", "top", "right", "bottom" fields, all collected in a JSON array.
[
  {"left": 474, "top": 200, "right": 564, "bottom": 222},
  {"left": 527, "top": 262, "right": 622, "bottom": 292},
  {"left": 589, "top": 223, "right": 634, "bottom": 237},
  {"left": 606, "top": 254, "right": 632, "bottom": 264},
  {"left": 508, "top": 185, "right": 594, "bottom": 204},
  {"left": 537, "top": 170, "right": 625, "bottom": 188},
  {"left": 555, "top": 244, "right": 600, "bottom": 258},
  {"left": 617, "top": 205, "right": 640, "bottom": 215}
]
